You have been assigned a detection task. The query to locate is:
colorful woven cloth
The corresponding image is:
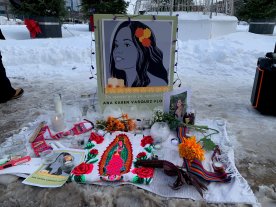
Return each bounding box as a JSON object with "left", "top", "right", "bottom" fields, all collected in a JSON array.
[
  {"left": 183, "top": 159, "right": 231, "bottom": 183},
  {"left": 69, "top": 131, "right": 155, "bottom": 185}
]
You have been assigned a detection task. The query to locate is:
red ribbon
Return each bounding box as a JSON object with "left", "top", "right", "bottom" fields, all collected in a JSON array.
[
  {"left": 24, "top": 19, "right": 42, "bottom": 38},
  {"left": 90, "top": 15, "right": 94, "bottom": 32}
]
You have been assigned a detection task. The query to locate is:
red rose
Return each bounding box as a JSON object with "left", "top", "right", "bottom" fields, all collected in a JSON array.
[
  {"left": 136, "top": 152, "right": 147, "bottom": 159},
  {"left": 71, "top": 162, "right": 93, "bottom": 175},
  {"left": 141, "top": 136, "right": 153, "bottom": 147},
  {"left": 90, "top": 149, "right": 98, "bottom": 155},
  {"left": 132, "top": 167, "right": 154, "bottom": 178},
  {"left": 89, "top": 132, "right": 104, "bottom": 144}
]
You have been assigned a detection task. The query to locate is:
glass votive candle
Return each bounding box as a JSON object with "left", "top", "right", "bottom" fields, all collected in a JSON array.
[
  {"left": 71, "top": 135, "right": 85, "bottom": 149},
  {"left": 51, "top": 113, "right": 65, "bottom": 132},
  {"left": 183, "top": 109, "right": 196, "bottom": 125},
  {"left": 135, "top": 119, "right": 143, "bottom": 131},
  {"left": 143, "top": 119, "right": 151, "bottom": 129},
  {"left": 150, "top": 122, "right": 170, "bottom": 145},
  {"left": 79, "top": 96, "right": 91, "bottom": 117}
]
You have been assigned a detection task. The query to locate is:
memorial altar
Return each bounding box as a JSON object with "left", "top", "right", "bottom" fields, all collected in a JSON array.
[
  {"left": 0, "top": 111, "right": 257, "bottom": 205},
  {"left": 0, "top": 13, "right": 259, "bottom": 205}
]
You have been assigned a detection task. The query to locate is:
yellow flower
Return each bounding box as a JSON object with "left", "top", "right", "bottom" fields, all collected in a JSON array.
[
  {"left": 139, "top": 37, "right": 145, "bottom": 42},
  {"left": 178, "top": 136, "right": 205, "bottom": 161},
  {"left": 143, "top": 28, "right": 151, "bottom": 38}
]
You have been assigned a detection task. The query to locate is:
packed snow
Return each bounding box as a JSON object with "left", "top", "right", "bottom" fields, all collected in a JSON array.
[{"left": 0, "top": 12, "right": 275, "bottom": 206}]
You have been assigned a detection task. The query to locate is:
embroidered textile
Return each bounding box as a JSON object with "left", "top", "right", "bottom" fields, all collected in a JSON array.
[{"left": 70, "top": 131, "right": 154, "bottom": 185}]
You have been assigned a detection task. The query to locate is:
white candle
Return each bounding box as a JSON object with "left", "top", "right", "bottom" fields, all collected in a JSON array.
[
  {"left": 107, "top": 78, "right": 117, "bottom": 88},
  {"left": 117, "top": 79, "right": 124, "bottom": 87},
  {"left": 54, "top": 94, "right": 63, "bottom": 114},
  {"left": 51, "top": 114, "right": 65, "bottom": 132}
]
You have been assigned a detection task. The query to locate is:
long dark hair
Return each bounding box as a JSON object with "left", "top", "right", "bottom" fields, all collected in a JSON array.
[{"left": 110, "top": 21, "right": 168, "bottom": 87}]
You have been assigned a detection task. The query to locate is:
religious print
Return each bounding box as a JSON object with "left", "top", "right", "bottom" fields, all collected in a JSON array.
[
  {"left": 98, "top": 134, "right": 133, "bottom": 182},
  {"left": 94, "top": 14, "right": 178, "bottom": 111}
]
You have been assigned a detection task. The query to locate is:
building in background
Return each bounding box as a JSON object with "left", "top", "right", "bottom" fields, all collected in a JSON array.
[
  {"left": 65, "top": 0, "right": 83, "bottom": 23},
  {"left": 134, "top": 0, "right": 234, "bottom": 16},
  {"left": 65, "top": 0, "right": 82, "bottom": 12},
  {"left": 0, "top": 0, "right": 10, "bottom": 19}
]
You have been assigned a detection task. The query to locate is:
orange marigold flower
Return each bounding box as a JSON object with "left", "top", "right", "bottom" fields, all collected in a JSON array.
[
  {"left": 178, "top": 136, "right": 205, "bottom": 161},
  {"left": 114, "top": 119, "right": 120, "bottom": 125},
  {"left": 121, "top": 113, "right": 129, "bottom": 120},
  {"left": 127, "top": 120, "right": 136, "bottom": 131},
  {"left": 135, "top": 28, "right": 144, "bottom": 38}
]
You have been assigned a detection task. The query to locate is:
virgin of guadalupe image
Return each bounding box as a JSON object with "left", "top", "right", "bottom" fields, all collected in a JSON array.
[
  {"left": 108, "top": 21, "right": 169, "bottom": 88},
  {"left": 99, "top": 134, "right": 133, "bottom": 181}
]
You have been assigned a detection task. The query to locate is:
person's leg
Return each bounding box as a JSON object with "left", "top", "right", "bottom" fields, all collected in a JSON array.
[{"left": 0, "top": 52, "right": 16, "bottom": 103}]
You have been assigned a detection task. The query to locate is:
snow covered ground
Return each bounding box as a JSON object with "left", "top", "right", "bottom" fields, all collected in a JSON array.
[{"left": 0, "top": 15, "right": 276, "bottom": 206}]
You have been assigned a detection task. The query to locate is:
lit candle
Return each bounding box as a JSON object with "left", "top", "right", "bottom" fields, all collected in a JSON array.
[
  {"left": 51, "top": 114, "right": 65, "bottom": 132},
  {"left": 53, "top": 94, "right": 63, "bottom": 114}
]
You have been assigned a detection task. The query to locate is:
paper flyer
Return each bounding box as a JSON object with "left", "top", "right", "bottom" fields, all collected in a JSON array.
[{"left": 23, "top": 149, "right": 85, "bottom": 188}]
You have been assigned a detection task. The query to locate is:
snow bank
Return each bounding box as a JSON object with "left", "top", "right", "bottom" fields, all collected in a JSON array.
[
  {"left": 147, "top": 12, "right": 238, "bottom": 40},
  {"left": 0, "top": 16, "right": 23, "bottom": 25}
]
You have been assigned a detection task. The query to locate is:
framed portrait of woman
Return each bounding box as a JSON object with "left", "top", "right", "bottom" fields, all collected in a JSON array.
[
  {"left": 94, "top": 14, "right": 178, "bottom": 111},
  {"left": 163, "top": 88, "right": 190, "bottom": 121}
]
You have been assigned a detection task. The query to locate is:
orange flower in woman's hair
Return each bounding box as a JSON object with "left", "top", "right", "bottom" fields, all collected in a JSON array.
[
  {"left": 135, "top": 28, "right": 144, "bottom": 38},
  {"left": 178, "top": 136, "right": 205, "bottom": 161},
  {"left": 143, "top": 28, "right": 151, "bottom": 38},
  {"left": 142, "top": 38, "right": 151, "bottom": 47}
]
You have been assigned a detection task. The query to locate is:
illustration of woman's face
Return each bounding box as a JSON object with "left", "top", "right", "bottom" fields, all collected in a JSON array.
[
  {"left": 113, "top": 27, "right": 138, "bottom": 70},
  {"left": 64, "top": 155, "right": 73, "bottom": 162},
  {"left": 177, "top": 99, "right": 183, "bottom": 108}
]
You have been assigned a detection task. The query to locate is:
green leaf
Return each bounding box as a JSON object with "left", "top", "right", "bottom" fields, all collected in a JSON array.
[
  {"left": 145, "top": 178, "right": 152, "bottom": 185},
  {"left": 87, "top": 158, "right": 98, "bottom": 164},
  {"left": 132, "top": 175, "right": 144, "bottom": 184},
  {"left": 86, "top": 152, "right": 97, "bottom": 162},
  {"left": 200, "top": 137, "right": 216, "bottom": 151},
  {"left": 74, "top": 175, "right": 86, "bottom": 183},
  {"left": 85, "top": 142, "right": 95, "bottom": 150},
  {"left": 67, "top": 175, "right": 73, "bottom": 182},
  {"left": 144, "top": 146, "right": 152, "bottom": 153}
]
